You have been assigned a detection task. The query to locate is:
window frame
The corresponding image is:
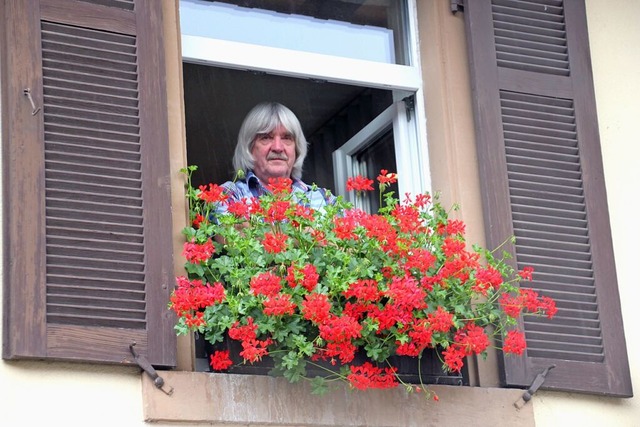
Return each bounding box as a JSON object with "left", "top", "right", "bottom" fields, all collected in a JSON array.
[
  {"left": 179, "top": 0, "right": 431, "bottom": 197},
  {"left": 332, "top": 99, "right": 426, "bottom": 207}
]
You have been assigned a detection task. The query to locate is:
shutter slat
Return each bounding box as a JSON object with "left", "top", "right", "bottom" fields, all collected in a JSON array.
[
  {"left": 45, "top": 160, "right": 142, "bottom": 180},
  {"left": 45, "top": 131, "right": 141, "bottom": 152},
  {"left": 45, "top": 123, "right": 140, "bottom": 142},
  {"left": 492, "top": 2, "right": 569, "bottom": 75},
  {"left": 47, "top": 275, "right": 144, "bottom": 291},
  {"left": 45, "top": 94, "right": 138, "bottom": 116},
  {"left": 47, "top": 265, "right": 145, "bottom": 282}
]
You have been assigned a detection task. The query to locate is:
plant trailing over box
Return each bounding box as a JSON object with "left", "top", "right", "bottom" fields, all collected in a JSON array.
[{"left": 170, "top": 166, "right": 556, "bottom": 399}]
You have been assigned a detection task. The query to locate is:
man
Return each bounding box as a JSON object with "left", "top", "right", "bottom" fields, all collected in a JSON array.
[{"left": 220, "top": 102, "right": 335, "bottom": 209}]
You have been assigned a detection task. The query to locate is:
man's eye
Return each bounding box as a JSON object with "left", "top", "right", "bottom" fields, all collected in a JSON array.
[{"left": 257, "top": 134, "right": 272, "bottom": 141}]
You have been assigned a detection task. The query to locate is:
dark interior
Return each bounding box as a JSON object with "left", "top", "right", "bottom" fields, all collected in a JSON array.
[{"left": 183, "top": 63, "right": 393, "bottom": 190}]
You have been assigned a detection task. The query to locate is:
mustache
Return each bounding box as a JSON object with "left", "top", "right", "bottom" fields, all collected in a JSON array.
[{"left": 267, "top": 153, "right": 289, "bottom": 161}]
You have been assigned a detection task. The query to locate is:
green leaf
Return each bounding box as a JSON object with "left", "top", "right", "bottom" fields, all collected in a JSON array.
[{"left": 310, "top": 377, "right": 329, "bottom": 395}]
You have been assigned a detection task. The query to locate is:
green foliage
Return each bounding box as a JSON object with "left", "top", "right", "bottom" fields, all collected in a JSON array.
[{"left": 169, "top": 166, "right": 555, "bottom": 397}]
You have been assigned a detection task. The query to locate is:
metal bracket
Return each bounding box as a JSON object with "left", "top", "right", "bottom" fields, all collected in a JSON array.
[
  {"left": 23, "top": 88, "right": 41, "bottom": 115},
  {"left": 402, "top": 95, "right": 415, "bottom": 122},
  {"left": 129, "top": 343, "right": 174, "bottom": 396},
  {"left": 451, "top": 0, "right": 464, "bottom": 14},
  {"left": 514, "top": 365, "right": 556, "bottom": 409}
]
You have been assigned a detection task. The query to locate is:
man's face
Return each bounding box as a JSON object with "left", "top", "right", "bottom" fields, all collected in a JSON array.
[{"left": 251, "top": 124, "right": 296, "bottom": 182}]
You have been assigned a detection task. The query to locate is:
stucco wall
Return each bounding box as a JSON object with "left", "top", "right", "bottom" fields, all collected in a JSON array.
[{"left": 531, "top": 1, "right": 640, "bottom": 425}]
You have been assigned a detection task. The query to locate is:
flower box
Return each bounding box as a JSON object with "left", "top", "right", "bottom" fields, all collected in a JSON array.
[{"left": 172, "top": 167, "right": 556, "bottom": 398}]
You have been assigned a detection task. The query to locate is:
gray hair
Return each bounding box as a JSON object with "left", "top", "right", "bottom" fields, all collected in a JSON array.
[{"left": 232, "top": 102, "right": 308, "bottom": 180}]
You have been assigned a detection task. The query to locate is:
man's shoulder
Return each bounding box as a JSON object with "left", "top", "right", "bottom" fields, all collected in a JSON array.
[{"left": 220, "top": 179, "right": 252, "bottom": 199}]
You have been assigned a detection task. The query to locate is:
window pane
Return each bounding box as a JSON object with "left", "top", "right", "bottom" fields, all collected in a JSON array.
[
  {"left": 355, "top": 129, "right": 398, "bottom": 213},
  {"left": 180, "top": 0, "right": 410, "bottom": 65}
]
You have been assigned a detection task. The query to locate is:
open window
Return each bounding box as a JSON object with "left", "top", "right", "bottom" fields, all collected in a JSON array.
[{"left": 179, "top": 0, "right": 457, "bottom": 383}]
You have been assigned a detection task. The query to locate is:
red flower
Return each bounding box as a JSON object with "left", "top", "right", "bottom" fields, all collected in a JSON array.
[
  {"left": 347, "top": 362, "right": 398, "bottom": 390},
  {"left": 503, "top": 330, "right": 527, "bottom": 355},
  {"left": 310, "top": 229, "right": 327, "bottom": 246},
  {"left": 333, "top": 216, "right": 358, "bottom": 240},
  {"left": 198, "top": 183, "right": 228, "bottom": 204},
  {"left": 442, "top": 344, "right": 466, "bottom": 372},
  {"left": 445, "top": 219, "right": 466, "bottom": 235},
  {"left": 518, "top": 266, "right": 534, "bottom": 281},
  {"left": 427, "top": 306, "right": 454, "bottom": 333},
  {"left": 262, "top": 232, "right": 288, "bottom": 253},
  {"left": 385, "top": 276, "right": 427, "bottom": 311},
  {"left": 499, "top": 293, "right": 522, "bottom": 318},
  {"left": 442, "top": 237, "right": 466, "bottom": 257},
  {"left": 519, "top": 288, "right": 542, "bottom": 312},
  {"left": 239, "top": 338, "right": 272, "bottom": 363},
  {"left": 454, "top": 323, "right": 489, "bottom": 355},
  {"left": 540, "top": 296, "right": 558, "bottom": 319},
  {"left": 182, "top": 239, "right": 215, "bottom": 264},
  {"left": 286, "top": 263, "right": 319, "bottom": 292},
  {"left": 228, "top": 317, "right": 258, "bottom": 342},
  {"left": 266, "top": 177, "right": 292, "bottom": 195},
  {"left": 250, "top": 272, "right": 282, "bottom": 297},
  {"left": 263, "top": 293, "right": 296, "bottom": 316},
  {"left": 318, "top": 315, "right": 362, "bottom": 343},
  {"left": 170, "top": 277, "right": 225, "bottom": 317},
  {"left": 266, "top": 200, "right": 292, "bottom": 223},
  {"left": 377, "top": 169, "right": 398, "bottom": 185},
  {"left": 343, "top": 279, "right": 381, "bottom": 302},
  {"left": 472, "top": 266, "right": 503, "bottom": 296},
  {"left": 227, "top": 200, "right": 250, "bottom": 219},
  {"left": 346, "top": 175, "right": 374, "bottom": 192},
  {"left": 391, "top": 204, "right": 423, "bottom": 234},
  {"left": 396, "top": 319, "right": 433, "bottom": 357},
  {"left": 414, "top": 193, "right": 431, "bottom": 208},
  {"left": 209, "top": 350, "right": 233, "bottom": 371},
  {"left": 403, "top": 248, "right": 436, "bottom": 274},
  {"left": 301, "top": 293, "right": 331, "bottom": 324},
  {"left": 316, "top": 341, "right": 358, "bottom": 364},
  {"left": 192, "top": 214, "right": 205, "bottom": 229},
  {"left": 292, "top": 204, "right": 315, "bottom": 226}
]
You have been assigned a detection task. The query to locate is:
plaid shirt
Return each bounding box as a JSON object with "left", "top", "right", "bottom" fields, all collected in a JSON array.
[{"left": 217, "top": 171, "right": 336, "bottom": 213}]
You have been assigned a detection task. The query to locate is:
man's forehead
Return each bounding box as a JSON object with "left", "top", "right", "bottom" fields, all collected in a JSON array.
[{"left": 256, "top": 124, "right": 293, "bottom": 135}]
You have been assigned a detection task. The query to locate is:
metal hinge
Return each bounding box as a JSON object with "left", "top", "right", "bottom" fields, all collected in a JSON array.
[
  {"left": 451, "top": 0, "right": 464, "bottom": 14},
  {"left": 513, "top": 365, "right": 556, "bottom": 409},
  {"left": 129, "top": 343, "right": 174, "bottom": 396}
]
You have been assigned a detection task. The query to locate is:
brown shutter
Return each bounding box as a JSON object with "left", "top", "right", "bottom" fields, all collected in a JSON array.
[
  {"left": 464, "top": 0, "right": 631, "bottom": 396},
  {"left": 2, "top": 0, "right": 175, "bottom": 367}
]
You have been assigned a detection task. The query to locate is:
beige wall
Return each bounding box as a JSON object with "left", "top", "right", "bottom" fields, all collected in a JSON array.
[
  {"left": 531, "top": 0, "right": 640, "bottom": 424},
  {"left": 1, "top": 0, "right": 638, "bottom": 426}
]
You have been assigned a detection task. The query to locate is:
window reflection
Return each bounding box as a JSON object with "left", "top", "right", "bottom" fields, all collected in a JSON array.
[{"left": 180, "top": 0, "right": 410, "bottom": 65}]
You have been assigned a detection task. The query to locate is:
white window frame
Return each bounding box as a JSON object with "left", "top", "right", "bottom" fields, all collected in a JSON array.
[
  {"left": 180, "top": 0, "right": 431, "bottom": 196},
  {"left": 332, "top": 100, "right": 424, "bottom": 208}
]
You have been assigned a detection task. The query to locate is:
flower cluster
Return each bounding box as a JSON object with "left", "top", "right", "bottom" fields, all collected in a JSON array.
[{"left": 170, "top": 166, "right": 556, "bottom": 398}]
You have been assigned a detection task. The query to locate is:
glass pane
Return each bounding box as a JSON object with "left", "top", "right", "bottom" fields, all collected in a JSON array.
[
  {"left": 180, "top": 0, "right": 410, "bottom": 65},
  {"left": 355, "top": 128, "right": 398, "bottom": 213}
]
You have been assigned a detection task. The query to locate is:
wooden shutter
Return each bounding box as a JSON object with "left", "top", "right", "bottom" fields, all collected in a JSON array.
[
  {"left": 2, "top": 0, "right": 176, "bottom": 367},
  {"left": 464, "top": 0, "right": 632, "bottom": 396}
]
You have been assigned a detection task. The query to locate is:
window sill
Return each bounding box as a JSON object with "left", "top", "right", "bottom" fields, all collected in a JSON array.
[{"left": 142, "top": 371, "right": 534, "bottom": 426}]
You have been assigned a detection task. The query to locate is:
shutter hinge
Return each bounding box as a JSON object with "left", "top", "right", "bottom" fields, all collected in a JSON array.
[
  {"left": 513, "top": 365, "right": 556, "bottom": 409},
  {"left": 451, "top": 0, "right": 464, "bottom": 14},
  {"left": 129, "top": 343, "right": 174, "bottom": 396}
]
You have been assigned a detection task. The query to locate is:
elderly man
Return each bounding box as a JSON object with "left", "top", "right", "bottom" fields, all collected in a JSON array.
[{"left": 220, "top": 102, "right": 335, "bottom": 208}]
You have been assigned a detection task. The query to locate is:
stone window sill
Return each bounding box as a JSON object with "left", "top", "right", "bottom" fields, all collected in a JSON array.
[{"left": 142, "top": 371, "right": 534, "bottom": 426}]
